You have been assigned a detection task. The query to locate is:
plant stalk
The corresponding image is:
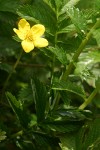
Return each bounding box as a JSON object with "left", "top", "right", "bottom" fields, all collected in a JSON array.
[
  {"left": 79, "top": 88, "right": 98, "bottom": 110},
  {"left": 1, "top": 50, "right": 23, "bottom": 101}
]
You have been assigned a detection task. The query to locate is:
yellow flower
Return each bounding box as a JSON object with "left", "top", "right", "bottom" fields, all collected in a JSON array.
[{"left": 13, "top": 19, "right": 48, "bottom": 53}]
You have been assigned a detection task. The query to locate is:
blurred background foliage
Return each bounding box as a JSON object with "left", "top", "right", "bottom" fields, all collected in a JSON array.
[{"left": 0, "top": 0, "right": 100, "bottom": 149}]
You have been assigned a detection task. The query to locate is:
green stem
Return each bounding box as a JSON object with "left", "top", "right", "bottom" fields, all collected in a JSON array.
[
  {"left": 50, "top": 11, "right": 59, "bottom": 108},
  {"left": 1, "top": 50, "right": 23, "bottom": 101},
  {"left": 53, "top": 19, "right": 100, "bottom": 108},
  {"left": 79, "top": 88, "right": 98, "bottom": 110},
  {"left": 62, "top": 19, "right": 100, "bottom": 81},
  {"left": 50, "top": 30, "right": 58, "bottom": 86}
]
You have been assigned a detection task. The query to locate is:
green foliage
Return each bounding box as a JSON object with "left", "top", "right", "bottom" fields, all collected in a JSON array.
[
  {"left": 93, "top": 28, "right": 100, "bottom": 47},
  {"left": 18, "top": 84, "right": 33, "bottom": 105},
  {"left": 6, "top": 92, "right": 30, "bottom": 128},
  {"left": 0, "top": 0, "right": 100, "bottom": 149},
  {"left": 76, "top": 118, "right": 100, "bottom": 150},
  {"left": 59, "top": 133, "right": 76, "bottom": 150},
  {"left": 30, "top": 77, "right": 48, "bottom": 122},
  {"left": 17, "top": 1, "right": 57, "bottom": 34},
  {"left": 0, "top": 130, "right": 7, "bottom": 142},
  {"left": 66, "top": 7, "right": 87, "bottom": 34},
  {"left": 52, "top": 80, "right": 86, "bottom": 99},
  {"left": 0, "top": 0, "right": 20, "bottom": 13},
  {"left": 47, "top": 46, "right": 69, "bottom": 65}
]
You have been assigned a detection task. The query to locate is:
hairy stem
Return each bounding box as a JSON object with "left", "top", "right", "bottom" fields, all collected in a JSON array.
[
  {"left": 62, "top": 19, "right": 100, "bottom": 81},
  {"left": 79, "top": 88, "right": 98, "bottom": 110},
  {"left": 1, "top": 50, "right": 23, "bottom": 101}
]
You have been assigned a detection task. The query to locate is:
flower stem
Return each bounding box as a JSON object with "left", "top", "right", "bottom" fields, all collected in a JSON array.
[
  {"left": 62, "top": 19, "right": 100, "bottom": 81},
  {"left": 1, "top": 50, "right": 23, "bottom": 101},
  {"left": 79, "top": 88, "right": 98, "bottom": 110}
]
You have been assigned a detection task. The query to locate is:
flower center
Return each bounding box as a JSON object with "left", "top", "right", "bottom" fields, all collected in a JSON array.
[{"left": 26, "top": 32, "right": 33, "bottom": 41}]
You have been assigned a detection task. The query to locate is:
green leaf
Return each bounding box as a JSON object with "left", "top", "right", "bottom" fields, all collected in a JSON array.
[
  {"left": 94, "top": 0, "right": 100, "bottom": 12},
  {"left": 0, "top": 129, "right": 7, "bottom": 142},
  {"left": 43, "top": 123, "right": 80, "bottom": 133},
  {"left": 58, "top": 24, "right": 76, "bottom": 34},
  {"left": 0, "top": 0, "right": 20, "bottom": 13},
  {"left": 74, "top": 50, "right": 100, "bottom": 85},
  {"left": 52, "top": 80, "right": 86, "bottom": 99},
  {"left": 0, "top": 63, "right": 13, "bottom": 73},
  {"left": 61, "top": 0, "right": 80, "bottom": 13},
  {"left": 47, "top": 46, "right": 69, "bottom": 65},
  {"left": 44, "top": 0, "right": 69, "bottom": 12},
  {"left": 83, "top": 9, "right": 98, "bottom": 20},
  {"left": 93, "top": 29, "right": 100, "bottom": 47},
  {"left": 17, "top": 1, "right": 57, "bottom": 34},
  {"left": 66, "top": 7, "right": 87, "bottom": 34},
  {"left": 60, "top": 91, "right": 71, "bottom": 105},
  {"left": 6, "top": 92, "right": 30, "bottom": 128},
  {"left": 31, "top": 77, "right": 48, "bottom": 123},
  {"left": 95, "top": 77, "right": 100, "bottom": 90},
  {"left": 32, "top": 132, "right": 60, "bottom": 150},
  {"left": 18, "top": 84, "right": 33, "bottom": 105},
  {"left": 59, "top": 133, "right": 76, "bottom": 150},
  {"left": 76, "top": 118, "right": 100, "bottom": 150},
  {"left": 87, "top": 50, "right": 100, "bottom": 63},
  {"left": 42, "top": 108, "right": 87, "bottom": 133}
]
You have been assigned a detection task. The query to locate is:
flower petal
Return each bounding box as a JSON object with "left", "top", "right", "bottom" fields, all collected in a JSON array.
[
  {"left": 34, "top": 38, "right": 48, "bottom": 48},
  {"left": 13, "top": 28, "right": 26, "bottom": 40},
  {"left": 18, "top": 19, "right": 30, "bottom": 32},
  {"left": 13, "top": 19, "right": 30, "bottom": 40},
  {"left": 31, "top": 24, "right": 45, "bottom": 38},
  {"left": 21, "top": 39, "right": 34, "bottom": 53}
]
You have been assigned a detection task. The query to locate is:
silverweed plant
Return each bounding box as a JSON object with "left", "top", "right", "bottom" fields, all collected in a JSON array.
[{"left": 0, "top": 0, "right": 100, "bottom": 150}]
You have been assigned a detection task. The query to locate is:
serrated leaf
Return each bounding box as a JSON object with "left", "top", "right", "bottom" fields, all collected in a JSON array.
[
  {"left": 83, "top": 9, "right": 98, "bottom": 20},
  {"left": 32, "top": 132, "right": 60, "bottom": 149},
  {"left": 66, "top": 7, "right": 87, "bottom": 34},
  {"left": 60, "top": 91, "right": 71, "bottom": 105},
  {"left": 74, "top": 50, "right": 100, "bottom": 88},
  {"left": 74, "top": 51, "right": 100, "bottom": 83},
  {"left": 31, "top": 77, "right": 48, "bottom": 123},
  {"left": 44, "top": 0, "right": 69, "bottom": 12},
  {"left": 6, "top": 92, "right": 30, "bottom": 128},
  {"left": 43, "top": 123, "right": 80, "bottom": 133},
  {"left": 18, "top": 85, "right": 33, "bottom": 105},
  {"left": 61, "top": 0, "right": 80, "bottom": 13},
  {"left": 42, "top": 108, "right": 86, "bottom": 133},
  {"left": 58, "top": 24, "right": 76, "bottom": 34},
  {"left": 47, "top": 46, "right": 68, "bottom": 65},
  {"left": 76, "top": 118, "right": 100, "bottom": 150},
  {"left": 52, "top": 80, "right": 86, "bottom": 99},
  {"left": 50, "top": 108, "right": 86, "bottom": 121},
  {"left": 59, "top": 133, "right": 76, "bottom": 150}
]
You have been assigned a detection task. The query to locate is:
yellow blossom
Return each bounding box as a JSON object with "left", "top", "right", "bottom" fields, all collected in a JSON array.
[{"left": 13, "top": 19, "right": 48, "bottom": 53}]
